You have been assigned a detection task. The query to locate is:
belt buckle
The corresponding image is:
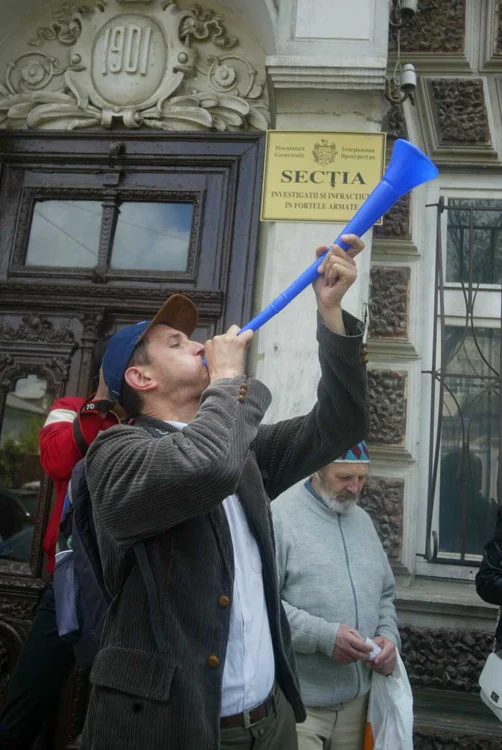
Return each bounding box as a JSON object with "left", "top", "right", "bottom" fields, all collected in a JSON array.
[
  {"left": 243, "top": 710, "right": 253, "bottom": 730},
  {"left": 243, "top": 708, "right": 266, "bottom": 730}
]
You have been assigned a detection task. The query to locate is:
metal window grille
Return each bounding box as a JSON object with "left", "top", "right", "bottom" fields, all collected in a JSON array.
[{"left": 424, "top": 197, "right": 502, "bottom": 564}]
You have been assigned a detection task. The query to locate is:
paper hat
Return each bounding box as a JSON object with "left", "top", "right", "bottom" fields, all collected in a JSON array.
[{"left": 334, "top": 441, "right": 370, "bottom": 463}]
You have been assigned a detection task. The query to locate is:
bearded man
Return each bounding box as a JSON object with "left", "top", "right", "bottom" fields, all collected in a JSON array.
[{"left": 272, "top": 442, "right": 400, "bottom": 750}]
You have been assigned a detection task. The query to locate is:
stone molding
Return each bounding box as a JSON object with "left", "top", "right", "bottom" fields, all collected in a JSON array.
[
  {"left": 372, "top": 239, "right": 420, "bottom": 262},
  {"left": 266, "top": 56, "right": 387, "bottom": 91},
  {"left": 480, "top": 0, "right": 502, "bottom": 71},
  {"left": 367, "top": 338, "right": 419, "bottom": 361}
]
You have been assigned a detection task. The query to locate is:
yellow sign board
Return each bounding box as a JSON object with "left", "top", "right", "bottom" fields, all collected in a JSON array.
[{"left": 260, "top": 130, "right": 386, "bottom": 223}]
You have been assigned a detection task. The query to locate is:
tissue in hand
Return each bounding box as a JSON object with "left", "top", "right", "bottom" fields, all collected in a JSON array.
[{"left": 365, "top": 637, "right": 382, "bottom": 662}]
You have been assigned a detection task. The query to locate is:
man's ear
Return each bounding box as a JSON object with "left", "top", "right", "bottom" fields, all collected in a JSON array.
[{"left": 124, "top": 365, "right": 157, "bottom": 394}]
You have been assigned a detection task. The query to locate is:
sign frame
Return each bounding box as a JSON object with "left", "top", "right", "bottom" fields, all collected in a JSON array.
[{"left": 260, "top": 130, "right": 387, "bottom": 224}]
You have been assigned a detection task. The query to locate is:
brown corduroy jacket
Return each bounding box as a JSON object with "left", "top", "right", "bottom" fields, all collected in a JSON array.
[{"left": 80, "top": 312, "right": 367, "bottom": 750}]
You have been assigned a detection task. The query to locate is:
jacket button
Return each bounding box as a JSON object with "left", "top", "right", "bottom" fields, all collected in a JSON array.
[
  {"left": 218, "top": 595, "right": 230, "bottom": 607},
  {"left": 207, "top": 654, "right": 220, "bottom": 668},
  {"left": 238, "top": 394, "right": 245, "bottom": 402}
]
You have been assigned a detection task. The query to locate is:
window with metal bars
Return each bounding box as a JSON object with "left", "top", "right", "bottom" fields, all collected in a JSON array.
[{"left": 424, "top": 197, "right": 501, "bottom": 565}]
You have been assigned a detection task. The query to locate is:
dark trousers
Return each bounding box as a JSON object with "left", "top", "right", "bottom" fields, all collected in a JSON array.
[
  {"left": 220, "top": 685, "right": 298, "bottom": 750},
  {"left": 0, "top": 584, "right": 75, "bottom": 749}
]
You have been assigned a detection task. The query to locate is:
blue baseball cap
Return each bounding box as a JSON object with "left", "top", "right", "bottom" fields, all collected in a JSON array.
[{"left": 102, "top": 294, "right": 198, "bottom": 403}]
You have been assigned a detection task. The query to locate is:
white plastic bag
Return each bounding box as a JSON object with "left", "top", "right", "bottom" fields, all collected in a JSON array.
[
  {"left": 364, "top": 651, "right": 414, "bottom": 750},
  {"left": 479, "top": 651, "right": 502, "bottom": 722}
]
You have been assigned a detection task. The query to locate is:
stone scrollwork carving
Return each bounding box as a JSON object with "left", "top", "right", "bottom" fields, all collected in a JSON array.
[
  {"left": 0, "top": 0, "right": 269, "bottom": 132},
  {"left": 0, "top": 355, "right": 69, "bottom": 392},
  {"left": 28, "top": 3, "right": 97, "bottom": 47},
  {"left": 179, "top": 5, "right": 237, "bottom": 49},
  {"left": 0, "top": 314, "right": 75, "bottom": 344}
]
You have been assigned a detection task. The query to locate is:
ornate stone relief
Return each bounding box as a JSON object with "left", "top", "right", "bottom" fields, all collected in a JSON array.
[
  {"left": 0, "top": 0, "right": 269, "bottom": 131},
  {"left": 400, "top": 625, "right": 493, "bottom": 693},
  {"left": 80, "top": 312, "right": 105, "bottom": 339},
  {"left": 0, "top": 354, "right": 70, "bottom": 391},
  {"left": 419, "top": 78, "right": 496, "bottom": 165},
  {"left": 368, "top": 369, "right": 407, "bottom": 445},
  {"left": 359, "top": 477, "right": 404, "bottom": 561},
  {"left": 389, "top": 0, "right": 465, "bottom": 55},
  {"left": 373, "top": 193, "right": 411, "bottom": 241},
  {"left": 369, "top": 267, "right": 410, "bottom": 337},
  {"left": 0, "top": 314, "right": 74, "bottom": 344},
  {"left": 427, "top": 79, "right": 490, "bottom": 146}
]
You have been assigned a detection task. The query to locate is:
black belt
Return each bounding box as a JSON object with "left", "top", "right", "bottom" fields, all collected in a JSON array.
[{"left": 220, "top": 685, "right": 276, "bottom": 730}]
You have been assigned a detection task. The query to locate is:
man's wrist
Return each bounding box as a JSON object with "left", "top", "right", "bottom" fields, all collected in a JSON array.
[
  {"left": 210, "top": 370, "right": 245, "bottom": 382},
  {"left": 317, "top": 303, "right": 345, "bottom": 335}
]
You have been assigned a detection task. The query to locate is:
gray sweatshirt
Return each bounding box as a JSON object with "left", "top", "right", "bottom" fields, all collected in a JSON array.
[{"left": 272, "top": 480, "right": 400, "bottom": 707}]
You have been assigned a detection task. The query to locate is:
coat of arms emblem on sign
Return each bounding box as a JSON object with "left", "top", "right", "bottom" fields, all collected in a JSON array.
[{"left": 312, "top": 139, "right": 338, "bottom": 166}]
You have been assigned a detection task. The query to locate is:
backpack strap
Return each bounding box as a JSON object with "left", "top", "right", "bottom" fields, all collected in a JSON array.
[
  {"left": 133, "top": 542, "right": 167, "bottom": 653},
  {"left": 72, "top": 417, "right": 89, "bottom": 457}
]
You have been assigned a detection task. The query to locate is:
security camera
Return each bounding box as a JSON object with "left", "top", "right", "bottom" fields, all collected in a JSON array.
[
  {"left": 400, "top": 0, "right": 418, "bottom": 21},
  {"left": 400, "top": 63, "right": 417, "bottom": 93}
]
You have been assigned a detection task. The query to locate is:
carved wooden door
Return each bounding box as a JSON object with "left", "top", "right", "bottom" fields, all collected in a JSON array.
[{"left": 0, "top": 131, "right": 263, "bottom": 749}]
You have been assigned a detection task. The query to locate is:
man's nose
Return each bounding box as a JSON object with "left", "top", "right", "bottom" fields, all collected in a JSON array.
[
  {"left": 192, "top": 341, "right": 205, "bottom": 356},
  {"left": 346, "top": 480, "right": 359, "bottom": 494}
]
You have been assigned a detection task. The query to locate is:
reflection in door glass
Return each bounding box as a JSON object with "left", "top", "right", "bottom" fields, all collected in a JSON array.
[
  {"left": 25, "top": 201, "right": 102, "bottom": 268},
  {"left": 110, "top": 202, "right": 193, "bottom": 271},
  {"left": 0, "top": 375, "right": 52, "bottom": 562}
]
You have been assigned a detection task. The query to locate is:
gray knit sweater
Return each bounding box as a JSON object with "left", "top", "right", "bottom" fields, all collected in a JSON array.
[{"left": 272, "top": 480, "right": 400, "bottom": 708}]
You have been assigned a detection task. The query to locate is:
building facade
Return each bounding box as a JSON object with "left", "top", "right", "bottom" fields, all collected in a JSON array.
[{"left": 0, "top": 0, "right": 501, "bottom": 747}]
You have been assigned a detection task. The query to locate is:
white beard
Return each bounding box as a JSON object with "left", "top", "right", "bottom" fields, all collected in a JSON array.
[{"left": 317, "top": 487, "right": 359, "bottom": 514}]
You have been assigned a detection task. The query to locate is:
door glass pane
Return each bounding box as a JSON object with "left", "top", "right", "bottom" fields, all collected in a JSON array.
[
  {"left": 446, "top": 199, "right": 502, "bottom": 284},
  {"left": 110, "top": 202, "right": 193, "bottom": 271},
  {"left": 25, "top": 200, "right": 102, "bottom": 268},
  {"left": 0, "top": 375, "right": 52, "bottom": 562},
  {"left": 439, "top": 326, "right": 500, "bottom": 556}
]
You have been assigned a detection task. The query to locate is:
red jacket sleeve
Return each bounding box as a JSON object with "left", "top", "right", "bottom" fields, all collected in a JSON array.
[
  {"left": 39, "top": 397, "right": 84, "bottom": 482},
  {"left": 39, "top": 396, "right": 119, "bottom": 482}
]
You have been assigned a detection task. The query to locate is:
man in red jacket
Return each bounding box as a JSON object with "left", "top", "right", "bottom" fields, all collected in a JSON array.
[{"left": 0, "top": 362, "right": 119, "bottom": 750}]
